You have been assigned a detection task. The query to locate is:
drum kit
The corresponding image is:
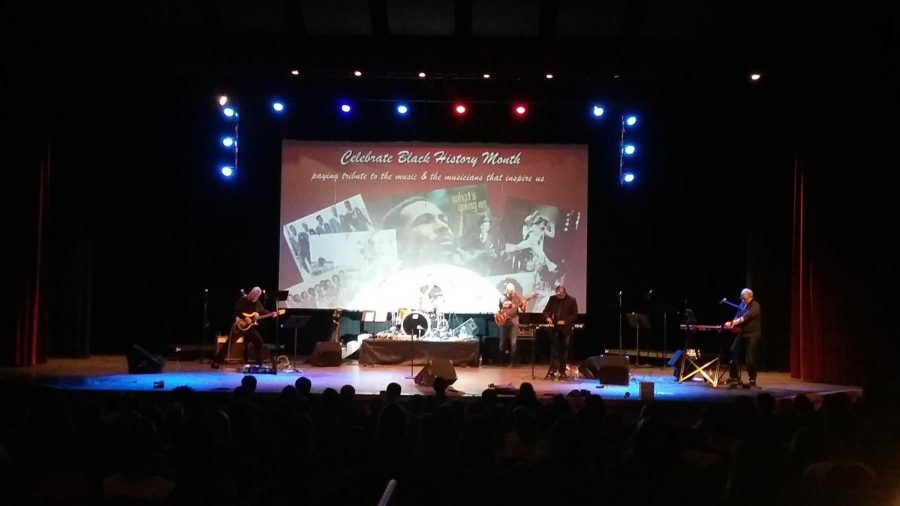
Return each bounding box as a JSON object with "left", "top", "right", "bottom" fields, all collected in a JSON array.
[{"left": 388, "top": 287, "right": 453, "bottom": 340}]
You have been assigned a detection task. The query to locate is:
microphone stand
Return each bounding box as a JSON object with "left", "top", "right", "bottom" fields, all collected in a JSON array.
[
  {"left": 617, "top": 291, "right": 624, "bottom": 354},
  {"left": 199, "top": 289, "right": 209, "bottom": 363}
]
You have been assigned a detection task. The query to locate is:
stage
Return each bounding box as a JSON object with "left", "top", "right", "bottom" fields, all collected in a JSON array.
[{"left": 1, "top": 355, "right": 861, "bottom": 405}]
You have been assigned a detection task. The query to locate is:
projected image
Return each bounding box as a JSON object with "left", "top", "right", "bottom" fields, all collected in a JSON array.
[
  {"left": 279, "top": 142, "right": 589, "bottom": 314},
  {"left": 283, "top": 195, "right": 373, "bottom": 277},
  {"left": 380, "top": 184, "right": 494, "bottom": 274}
]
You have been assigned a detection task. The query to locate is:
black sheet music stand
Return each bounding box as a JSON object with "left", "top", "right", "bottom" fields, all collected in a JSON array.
[
  {"left": 626, "top": 313, "right": 652, "bottom": 366},
  {"left": 282, "top": 315, "right": 311, "bottom": 373}
]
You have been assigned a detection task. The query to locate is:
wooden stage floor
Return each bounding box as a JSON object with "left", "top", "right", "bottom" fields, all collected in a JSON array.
[{"left": 1, "top": 355, "right": 861, "bottom": 405}]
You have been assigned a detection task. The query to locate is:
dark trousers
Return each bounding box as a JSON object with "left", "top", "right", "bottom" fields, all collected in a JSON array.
[
  {"left": 729, "top": 332, "right": 761, "bottom": 381},
  {"left": 548, "top": 325, "right": 573, "bottom": 373},
  {"left": 500, "top": 321, "right": 518, "bottom": 364},
  {"left": 215, "top": 325, "right": 265, "bottom": 364}
]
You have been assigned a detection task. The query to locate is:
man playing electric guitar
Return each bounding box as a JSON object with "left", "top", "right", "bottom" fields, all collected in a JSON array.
[
  {"left": 497, "top": 283, "right": 537, "bottom": 367},
  {"left": 212, "top": 286, "right": 281, "bottom": 369}
]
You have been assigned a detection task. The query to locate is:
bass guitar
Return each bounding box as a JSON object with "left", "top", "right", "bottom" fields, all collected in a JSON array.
[
  {"left": 494, "top": 292, "right": 538, "bottom": 326},
  {"left": 235, "top": 309, "right": 285, "bottom": 331}
]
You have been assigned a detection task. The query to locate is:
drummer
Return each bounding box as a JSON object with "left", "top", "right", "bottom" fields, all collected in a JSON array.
[{"left": 417, "top": 284, "right": 435, "bottom": 312}]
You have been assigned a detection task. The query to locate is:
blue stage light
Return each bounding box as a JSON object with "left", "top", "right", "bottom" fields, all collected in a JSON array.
[
  {"left": 272, "top": 101, "right": 285, "bottom": 112},
  {"left": 396, "top": 103, "right": 409, "bottom": 115},
  {"left": 625, "top": 115, "right": 638, "bottom": 126},
  {"left": 223, "top": 107, "right": 236, "bottom": 118},
  {"left": 220, "top": 165, "right": 234, "bottom": 177},
  {"left": 222, "top": 137, "right": 235, "bottom": 147},
  {"left": 623, "top": 172, "right": 636, "bottom": 184},
  {"left": 623, "top": 144, "right": 636, "bottom": 155},
  {"left": 592, "top": 105, "right": 605, "bottom": 118},
  {"left": 340, "top": 103, "right": 352, "bottom": 114}
]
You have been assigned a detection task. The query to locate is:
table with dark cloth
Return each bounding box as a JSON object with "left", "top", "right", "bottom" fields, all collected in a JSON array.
[{"left": 359, "top": 338, "right": 480, "bottom": 366}]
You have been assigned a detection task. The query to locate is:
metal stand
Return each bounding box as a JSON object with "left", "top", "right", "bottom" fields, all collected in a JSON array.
[
  {"left": 617, "top": 291, "right": 623, "bottom": 354},
  {"left": 404, "top": 327, "right": 424, "bottom": 380},
  {"left": 282, "top": 315, "right": 310, "bottom": 373},
  {"left": 199, "top": 288, "right": 210, "bottom": 363},
  {"left": 516, "top": 335, "right": 537, "bottom": 380},
  {"left": 626, "top": 312, "right": 652, "bottom": 367}
]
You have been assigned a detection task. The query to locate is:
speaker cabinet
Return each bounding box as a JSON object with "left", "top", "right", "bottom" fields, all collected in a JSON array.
[
  {"left": 309, "top": 341, "right": 343, "bottom": 366},
  {"left": 578, "top": 354, "right": 629, "bottom": 385},
  {"left": 126, "top": 345, "right": 165, "bottom": 374},
  {"left": 414, "top": 358, "right": 458, "bottom": 387}
]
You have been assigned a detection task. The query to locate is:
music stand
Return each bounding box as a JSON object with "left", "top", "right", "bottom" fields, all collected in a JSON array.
[
  {"left": 282, "top": 315, "right": 311, "bottom": 373},
  {"left": 361, "top": 310, "right": 376, "bottom": 335},
  {"left": 625, "top": 313, "right": 652, "bottom": 366}
]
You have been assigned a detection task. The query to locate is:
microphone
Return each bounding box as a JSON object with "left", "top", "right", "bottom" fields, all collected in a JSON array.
[{"left": 720, "top": 298, "right": 727, "bottom": 304}]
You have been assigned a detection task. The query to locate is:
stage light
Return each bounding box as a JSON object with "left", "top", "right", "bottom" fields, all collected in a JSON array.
[
  {"left": 622, "top": 172, "right": 636, "bottom": 184},
  {"left": 340, "top": 103, "right": 352, "bottom": 114},
  {"left": 750, "top": 73, "right": 761, "bottom": 81},
  {"left": 396, "top": 103, "right": 409, "bottom": 115},
  {"left": 592, "top": 105, "right": 605, "bottom": 118},
  {"left": 625, "top": 115, "right": 638, "bottom": 126},
  {"left": 514, "top": 104, "right": 527, "bottom": 116},
  {"left": 454, "top": 104, "right": 467, "bottom": 115},
  {"left": 223, "top": 107, "right": 236, "bottom": 118},
  {"left": 483, "top": 73, "right": 491, "bottom": 79},
  {"left": 272, "top": 101, "right": 285, "bottom": 112},
  {"left": 222, "top": 137, "right": 235, "bottom": 147},
  {"left": 290, "top": 69, "right": 299, "bottom": 76},
  {"left": 218, "top": 95, "right": 228, "bottom": 106},
  {"left": 220, "top": 165, "right": 234, "bottom": 177},
  {"left": 545, "top": 73, "right": 554, "bottom": 79},
  {"left": 418, "top": 72, "right": 426, "bottom": 78},
  {"left": 623, "top": 144, "right": 636, "bottom": 155},
  {"left": 353, "top": 70, "right": 362, "bottom": 77}
]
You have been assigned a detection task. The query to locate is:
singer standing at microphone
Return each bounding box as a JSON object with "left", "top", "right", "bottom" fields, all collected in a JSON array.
[
  {"left": 723, "top": 288, "right": 762, "bottom": 387},
  {"left": 542, "top": 285, "right": 579, "bottom": 379}
]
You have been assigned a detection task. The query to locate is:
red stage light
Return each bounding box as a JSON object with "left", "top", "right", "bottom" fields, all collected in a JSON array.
[
  {"left": 514, "top": 105, "right": 527, "bottom": 116},
  {"left": 454, "top": 104, "right": 467, "bottom": 115}
]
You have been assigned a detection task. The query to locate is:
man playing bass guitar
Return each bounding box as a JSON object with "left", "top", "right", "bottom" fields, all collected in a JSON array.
[
  {"left": 497, "top": 283, "right": 536, "bottom": 367},
  {"left": 212, "top": 287, "right": 281, "bottom": 369}
]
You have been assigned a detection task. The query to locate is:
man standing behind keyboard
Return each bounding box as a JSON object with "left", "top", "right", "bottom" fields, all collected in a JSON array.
[{"left": 542, "top": 285, "right": 579, "bottom": 379}]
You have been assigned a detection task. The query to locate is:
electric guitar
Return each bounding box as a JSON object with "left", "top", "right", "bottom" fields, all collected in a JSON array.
[
  {"left": 331, "top": 308, "right": 343, "bottom": 344},
  {"left": 235, "top": 309, "right": 285, "bottom": 331},
  {"left": 495, "top": 292, "right": 538, "bottom": 326}
]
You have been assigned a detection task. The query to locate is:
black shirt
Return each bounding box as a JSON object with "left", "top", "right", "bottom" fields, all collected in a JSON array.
[
  {"left": 234, "top": 296, "right": 265, "bottom": 319},
  {"left": 735, "top": 299, "right": 761, "bottom": 336},
  {"left": 542, "top": 295, "right": 579, "bottom": 326}
]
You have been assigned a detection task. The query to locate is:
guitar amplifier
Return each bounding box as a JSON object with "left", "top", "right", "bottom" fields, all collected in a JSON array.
[{"left": 216, "top": 335, "right": 272, "bottom": 363}]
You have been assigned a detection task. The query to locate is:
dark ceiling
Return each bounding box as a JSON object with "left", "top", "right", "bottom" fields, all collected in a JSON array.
[{"left": 12, "top": 0, "right": 896, "bottom": 97}]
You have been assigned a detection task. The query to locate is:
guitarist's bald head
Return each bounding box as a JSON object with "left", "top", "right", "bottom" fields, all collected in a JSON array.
[{"left": 248, "top": 286, "right": 263, "bottom": 301}]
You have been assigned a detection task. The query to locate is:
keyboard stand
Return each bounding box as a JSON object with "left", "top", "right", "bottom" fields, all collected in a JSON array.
[{"left": 677, "top": 350, "right": 727, "bottom": 387}]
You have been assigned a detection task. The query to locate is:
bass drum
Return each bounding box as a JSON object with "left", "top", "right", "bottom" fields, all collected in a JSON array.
[{"left": 402, "top": 311, "right": 431, "bottom": 336}]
